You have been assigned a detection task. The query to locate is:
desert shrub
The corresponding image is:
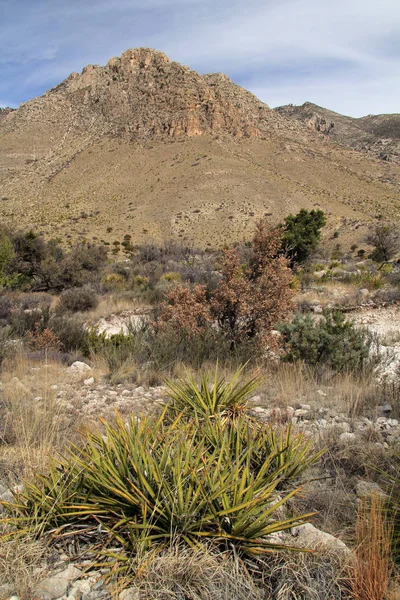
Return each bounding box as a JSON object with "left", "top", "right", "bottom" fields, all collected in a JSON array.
[
  {"left": 2, "top": 228, "right": 107, "bottom": 291},
  {"left": 0, "top": 233, "right": 20, "bottom": 288},
  {"left": 10, "top": 306, "right": 51, "bottom": 338},
  {"left": 1, "top": 370, "right": 319, "bottom": 574},
  {"left": 58, "top": 286, "right": 98, "bottom": 313},
  {"left": 366, "top": 224, "right": 400, "bottom": 263},
  {"left": 157, "top": 222, "right": 293, "bottom": 351},
  {"left": 278, "top": 311, "right": 374, "bottom": 372},
  {"left": 88, "top": 323, "right": 253, "bottom": 380},
  {"left": 27, "top": 324, "right": 61, "bottom": 352},
  {"left": 0, "top": 294, "right": 12, "bottom": 322},
  {"left": 281, "top": 208, "right": 327, "bottom": 264},
  {"left": 49, "top": 313, "right": 90, "bottom": 354},
  {"left": 0, "top": 326, "right": 12, "bottom": 367}
]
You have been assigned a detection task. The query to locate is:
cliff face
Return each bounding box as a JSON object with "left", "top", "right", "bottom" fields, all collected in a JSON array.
[{"left": 5, "top": 48, "right": 284, "bottom": 142}]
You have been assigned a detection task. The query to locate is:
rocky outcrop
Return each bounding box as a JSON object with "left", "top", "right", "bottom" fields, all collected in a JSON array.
[
  {"left": 276, "top": 102, "right": 400, "bottom": 163},
  {"left": 7, "top": 48, "right": 283, "bottom": 143}
]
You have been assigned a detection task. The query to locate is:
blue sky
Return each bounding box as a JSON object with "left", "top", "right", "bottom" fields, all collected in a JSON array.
[{"left": 1, "top": 0, "right": 399, "bottom": 117}]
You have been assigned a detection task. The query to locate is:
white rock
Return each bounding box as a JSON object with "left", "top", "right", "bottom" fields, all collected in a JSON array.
[
  {"left": 356, "top": 480, "right": 387, "bottom": 499},
  {"left": 291, "top": 523, "right": 350, "bottom": 557},
  {"left": 339, "top": 432, "right": 356, "bottom": 443},
  {"left": 84, "top": 377, "right": 95, "bottom": 386},
  {"left": 119, "top": 588, "right": 140, "bottom": 600},
  {"left": 68, "top": 361, "right": 92, "bottom": 374},
  {"left": 294, "top": 409, "right": 309, "bottom": 418},
  {"left": 336, "top": 422, "right": 351, "bottom": 433},
  {"left": 317, "top": 390, "right": 327, "bottom": 397}
]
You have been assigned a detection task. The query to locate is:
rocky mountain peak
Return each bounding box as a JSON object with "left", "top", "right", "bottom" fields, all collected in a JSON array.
[{"left": 28, "top": 47, "right": 285, "bottom": 141}]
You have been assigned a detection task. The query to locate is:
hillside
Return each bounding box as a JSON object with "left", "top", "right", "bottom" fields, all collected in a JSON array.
[
  {"left": 276, "top": 102, "right": 400, "bottom": 164},
  {"left": 0, "top": 48, "right": 399, "bottom": 248}
]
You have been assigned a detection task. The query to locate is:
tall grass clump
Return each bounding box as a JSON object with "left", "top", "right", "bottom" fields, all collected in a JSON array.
[
  {"left": 1, "top": 368, "right": 322, "bottom": 581},
  {"left": 350, "top": 494, "right": 393, "bottom": 600}
]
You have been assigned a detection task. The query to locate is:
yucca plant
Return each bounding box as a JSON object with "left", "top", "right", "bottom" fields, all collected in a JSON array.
[
  {"left": 165, "top": 364, "right": 263, "bottom": 420},
  {"left": 1, "top": 411, "right": 315, "bottom": 558},
  {"left": 202, "top": 416, "right": 324, "bottom": 490}
]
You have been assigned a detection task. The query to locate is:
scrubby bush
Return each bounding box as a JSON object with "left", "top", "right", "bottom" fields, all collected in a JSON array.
[
  {"left": 0, "top": 228, "right": 107, "bottom": 291},
  {"left": 278, "top": 310, "right": 374, "bottom": 372},
  {"left": 281, "top": 209, "right": 327, "bottom": 264},
  {"left": 157, "top": 222, "right": 293, "bottom": 351},
  {"left": 0, "top": 295, "right": 12, "bottom": 322},
  {"left": 58, "top": 286, "right": 98, "bottom": 313},
  {"left": 366, "top": 224, "right": 400, "bottom": 263},
  {"left": 49, "top": 313, "right": 90, "bottom": 354}
]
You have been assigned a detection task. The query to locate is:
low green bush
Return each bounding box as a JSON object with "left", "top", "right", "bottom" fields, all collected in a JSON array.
[{"left": 278, "top": 310, "right": 375, "bottom": 372}]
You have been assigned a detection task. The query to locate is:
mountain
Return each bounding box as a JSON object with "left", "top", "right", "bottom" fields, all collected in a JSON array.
[
  {"left": 275, "top": 102, "right": 400, "bottom": 164},
  {"left": 0, "top": 48, "right": 399, "bottom": 248}
]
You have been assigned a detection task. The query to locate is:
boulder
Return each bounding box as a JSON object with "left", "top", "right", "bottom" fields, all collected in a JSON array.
[
  {"left": 291, "top": 523, "right": 350, "bottom": 557},
  {"left": 355, "top": 480, "right": 387, "bottom": 499},
  {"left": 68, "top": 361, "right": 92, "bottom": 374},
  {"left": 34, "top": 566, "right": 82, "bottom": 600}
]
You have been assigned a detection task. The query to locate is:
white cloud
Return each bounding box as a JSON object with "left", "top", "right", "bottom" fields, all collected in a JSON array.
[{"left": 0, "top": 0, "right": 399, "bottom": 115}]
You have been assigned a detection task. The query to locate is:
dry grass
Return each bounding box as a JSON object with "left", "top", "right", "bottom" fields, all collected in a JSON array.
[
  {"left": 258, "top": 361, "right": 381, "bottom": 418},
  {"left": 296, "top": 280, "right": 361, "bottom": 308},
  {"left": 118, "top": 545, "right": 350, "bottom": 600},
  {"left": 350, "top": 494, "right": 393, "bottom": 600},
  {"left": 121, "top": 545, "right": 261, "bottom": 600},
  {"left": 0, "top": 354, "right": 83, "bottom": 482},
  {"left": 86, "top": 295, "right": 143, "bottom": 321},
  {"left": 0, "top": 527, "right": 47, "bottom": 600}
]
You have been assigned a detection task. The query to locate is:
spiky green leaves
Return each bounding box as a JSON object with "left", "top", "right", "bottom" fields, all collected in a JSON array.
[{"left": 1, "top": 368, "right": 322, "bottom": 559}]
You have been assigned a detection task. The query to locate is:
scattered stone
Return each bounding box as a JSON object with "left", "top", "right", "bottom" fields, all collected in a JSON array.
[
  {"left": 338, "top": 432, "right": 356, "bottom": 443},
  {"left": 35, "top": 566, "right": 83, "bottom": 600},
  {"left": 294, "top": 409, "right": 309, "bottom": 418},
  {"left": 119, "top": 588, "right": 140, "bottom": 600},
  {"left": 68, "top": 361, "right": 92, "bottom": 374},
  {"left": 84, "top": 377, "right": 95, "bottom": 386},
  {"left": 378, "top": 404, "right": 392, "bottom": 417},
  {"left": 356, "top": 480, "right": 387, "bottom": 499},
  {"left": 291, "top": 523, "right": 350, "bottom": 557},
  {"left": 316, "top": 390, "right": 327, "bottom": 397}
]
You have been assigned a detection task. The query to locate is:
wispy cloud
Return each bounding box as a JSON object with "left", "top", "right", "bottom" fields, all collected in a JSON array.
[{"left": 0, "top": 0, "right": 399, "bottom": 116}]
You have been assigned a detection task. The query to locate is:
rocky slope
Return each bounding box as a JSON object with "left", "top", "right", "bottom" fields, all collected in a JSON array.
[
  {"left": 0, "top": 48, "right": 399, "bottom": 247},
  {"left": 276, "top": 102, "right": 400, "bottom": 164}
]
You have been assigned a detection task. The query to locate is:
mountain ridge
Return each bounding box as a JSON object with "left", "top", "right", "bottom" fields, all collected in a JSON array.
[
  {"left": 275, "top": 101, "right": 400, "bottom": 164},
  {"left": 0, "top": 48, "right": 399, "bottom": 248}
]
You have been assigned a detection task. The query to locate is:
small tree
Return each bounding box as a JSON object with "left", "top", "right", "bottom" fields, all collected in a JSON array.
[
  {"left": 281, "top": 208, "right": 327, "bottom": 263},
  {"left": 158, "top": 223, "right": 293, "bottom": 351},
  {"left": 366, "top": 224, "right": 400, "bottom": 263}
]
